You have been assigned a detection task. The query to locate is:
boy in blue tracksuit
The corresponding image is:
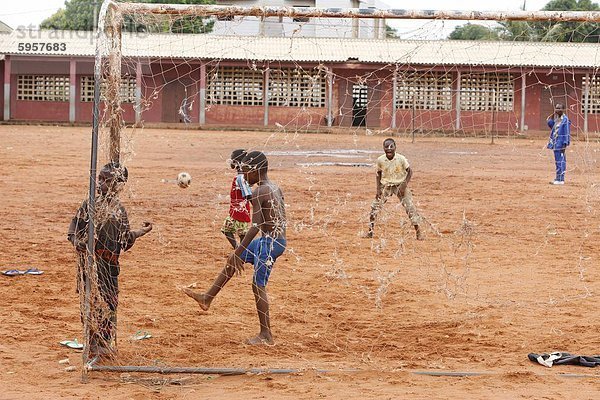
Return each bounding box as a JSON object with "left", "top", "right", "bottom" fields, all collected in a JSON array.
[{"left": 546, "top": 103, "right": 571, "bottom": 185}]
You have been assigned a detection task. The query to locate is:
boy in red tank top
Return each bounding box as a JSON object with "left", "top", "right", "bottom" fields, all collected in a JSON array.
[{"left": 221, "top": 149, "right": 252, "bottom": 248}]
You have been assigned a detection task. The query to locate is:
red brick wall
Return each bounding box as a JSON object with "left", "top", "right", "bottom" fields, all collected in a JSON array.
[
  {"left": 268, "top": 106, "right": 328, "bottom": 127},
  {"left": 206, "top": 105, "right": 264, "bottom": 126}
]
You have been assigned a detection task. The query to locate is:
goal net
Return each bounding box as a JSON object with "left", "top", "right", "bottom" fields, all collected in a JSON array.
[{"left": 80, "top": 0, "right": 600, "bottom": 378}]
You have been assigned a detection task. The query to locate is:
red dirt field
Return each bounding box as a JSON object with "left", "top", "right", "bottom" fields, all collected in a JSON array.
[{"left": 1, "top": 125, "right": 600, "bottom": 399}]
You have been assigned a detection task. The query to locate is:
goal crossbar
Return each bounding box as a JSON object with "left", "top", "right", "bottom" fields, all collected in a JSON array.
[{"left": 109, "top": 2, "right": 600, "bottom": 23}]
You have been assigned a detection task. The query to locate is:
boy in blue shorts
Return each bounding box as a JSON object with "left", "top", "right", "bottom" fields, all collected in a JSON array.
[{"left": 183, "top": 151, "right": 286, "bottom": 345}]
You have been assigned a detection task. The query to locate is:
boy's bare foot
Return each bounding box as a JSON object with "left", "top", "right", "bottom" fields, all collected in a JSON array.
[
  {"left": 181, "top": 287, "right": 211, "bottom": 311},
  {"left": 245, "top": 335, "right": 274, "bottom": 346},
  {"left": 363, "top": 230, "right": 373, "bottom": 238}
]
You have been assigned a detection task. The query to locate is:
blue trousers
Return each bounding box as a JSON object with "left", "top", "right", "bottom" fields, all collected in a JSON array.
[{"left": 553, "top": 149, "right": 566, "bottom": 182}]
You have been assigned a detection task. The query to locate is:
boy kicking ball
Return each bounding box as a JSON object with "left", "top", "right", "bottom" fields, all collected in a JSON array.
[
  {"left": 366, "top": 138, "right": 423, "bottom": 240},
  {"left": 183, "top": 151, "right": 287, "bottom": 345}
]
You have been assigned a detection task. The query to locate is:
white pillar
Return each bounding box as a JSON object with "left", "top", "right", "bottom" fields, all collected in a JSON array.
[
  {"left": 4, "top": 55, "right": 10, "bottom": 121},
  {"left": 263, "top": 67, "right": 269, "bottom": 127},
  {"left": 584, "top": 72, "right": 590, "bottom": 134},
  {"left": 135, "top": 60, "right": 142, "bottom": 125},
  {"left": 199, "top": 63, "right": 206, "bottom": 125},
  {"left": 69, "top": 59, "right": 76, "bottom": 123},
  {"left": 520, "top": 73, "right": 526, "bottom": 132},
  {"left": 391, "top": 69, "right": 397, "bottom": 129},
  {"left": 455, "top": 70, "right": 461, "bottom": 130},
  {"left": 327, "top": 68, "right": 333, "bottom": 127}
]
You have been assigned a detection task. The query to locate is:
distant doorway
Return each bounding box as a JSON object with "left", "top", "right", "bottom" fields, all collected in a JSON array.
[
  {"left": 162, "top": 80, "right": 193, "bottom": 123},
  {"left": 352, "top": 84, "right": 368, "bottom": 127}
]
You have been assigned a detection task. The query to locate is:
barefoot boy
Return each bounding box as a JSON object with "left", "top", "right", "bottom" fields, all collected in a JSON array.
[
  {"left": 183, "top": 151, "right": 287, "bottom": 345},
  {"left": 366, "top": 138, "right": 423, "bottom": 240},
  {"left": 221, "top": 149, "right": 252, "bottom": 249},
  {"left": 68, "top": 162, "right": 152, "bottom": 359}
]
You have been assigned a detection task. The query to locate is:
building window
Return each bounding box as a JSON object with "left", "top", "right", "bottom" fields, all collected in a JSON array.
[
  {"left": 395, "top": 71, "right": 452, "bottom": 111},
  {"left": 17, "top": 75, "right": 69, "bottom": 101},
  {"left": 583, "top": 75, "right": 600, "bottom": 114},
  {"left": 460, "top": 73, "right": 514, "bottom": 112},
  {"left": 293, "top": 6, "right": 310, "bottom": 23},
  {"left": 207, "top": 66, "right": 263, "bottom": 106},
  {"left": 80, "top": 76, "right": 137, "bottom": 103},
  {"left": 268, "top": 68, "right": 325, "bottom": 108}
]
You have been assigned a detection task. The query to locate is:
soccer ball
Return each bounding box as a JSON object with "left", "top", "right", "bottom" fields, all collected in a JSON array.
[{"left": 177, "top": 172, "right": 191, "bottom": 188}]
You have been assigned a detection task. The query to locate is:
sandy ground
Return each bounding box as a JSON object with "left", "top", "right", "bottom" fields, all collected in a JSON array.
[{"left": 1, "top": 125, "right": 600, "bottom": 399}]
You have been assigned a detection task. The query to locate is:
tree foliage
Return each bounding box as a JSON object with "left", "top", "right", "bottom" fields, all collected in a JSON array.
[
  {"left": 448, "top": 0, "right": 600, "bottom": 42},
  {"left": 534, "top": 0, "right": 600, "bottom": 42},
  {"left": 448, "top": 23, "right": 500, "bottom": 40},
  {"left": 40, "top": 0, "right": 215, "bottom": 33}
]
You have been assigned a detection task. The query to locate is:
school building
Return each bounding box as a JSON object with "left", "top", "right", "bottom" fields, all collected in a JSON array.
[{"left": 1, "top": 29, "right": 600, "bottom": 136}]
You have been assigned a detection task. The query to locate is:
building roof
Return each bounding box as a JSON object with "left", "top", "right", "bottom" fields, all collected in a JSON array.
[
  {"left": 0, "top": 21, "right": 12, "bottom": 33},
  {"left": 1, "top": 29, "right": 600, "bottom": 68}
]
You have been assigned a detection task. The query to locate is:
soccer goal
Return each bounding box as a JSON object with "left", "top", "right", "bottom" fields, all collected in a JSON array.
[{"left": 80, "top": 0, "right": 600, "bottom": 380}]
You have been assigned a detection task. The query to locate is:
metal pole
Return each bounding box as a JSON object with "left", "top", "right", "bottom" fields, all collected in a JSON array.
[
  {"left": 89, "top": 365, "right": 303, "bottom": 375},
  {"left": 83, "top": 0, "right": 116, "bottom": 382},
  {"left": 106, "top": 7, "right": 123, "bottom": 163},
  {"left": 86, "top": 364, "right": 600, "bottom": 379},
  {"left": 116, "top": 4, "right": 600, "bottom": 23}
]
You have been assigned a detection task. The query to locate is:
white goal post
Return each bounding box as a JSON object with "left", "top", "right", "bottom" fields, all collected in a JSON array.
[{"left": 81, "top": 0, "right": 600, "bottom": 377}]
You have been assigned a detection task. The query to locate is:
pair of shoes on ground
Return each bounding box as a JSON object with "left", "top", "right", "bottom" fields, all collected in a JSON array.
[
  {"left": 2, "top": 268, "right": 43, "bottom": 276},
  {"left": 551, "top": 180, "right": 565, "bottom": 185}
]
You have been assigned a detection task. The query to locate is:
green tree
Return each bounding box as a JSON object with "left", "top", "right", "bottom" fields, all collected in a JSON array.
[
  {"left": 385, "top": 24, "right": 397, "bottom": 38},
  {"left": 448, "top": 23, "right": 500, "bottom": 40},
  {"left": 533, "top": 0, "right": 600, "bottom": 42},
  {"left": 40, "top": 0, "right": 95, "bottom": 30},
  {"left": 497, "top": 0, "right": 536, "bottom": 41},
  {"left": 40, "top": 0, "right": 215, "bottom": 33},
  {"left": 450, "top": 0, "right": 600, "bottom": 42}
]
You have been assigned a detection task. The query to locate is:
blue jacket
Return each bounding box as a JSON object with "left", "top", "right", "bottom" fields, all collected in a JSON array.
[{"left": 547, "top": 114, "right": 571, "bottom": 150}]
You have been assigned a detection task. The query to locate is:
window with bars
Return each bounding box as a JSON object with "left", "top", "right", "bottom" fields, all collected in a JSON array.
[
  {"left": 207, "top": 67, "right": 263, "bottom": 106},
  {"left": 460, "top": 73, "right": 514, "bottom": 112},
  {"left": 80, "top": 76, "right": 137, "bottom": 103},
  {"left": 395, "top": 71, "right": 452, "bottom": 110},
  {"left": 17, "top": 75, "right": 69, "bottom": 101},
  {"left": 268, "top": 68, "right": 325, "bottom": 108},
  {"left": 583, "top": 75, "right": 600, "bottom": 114}
]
